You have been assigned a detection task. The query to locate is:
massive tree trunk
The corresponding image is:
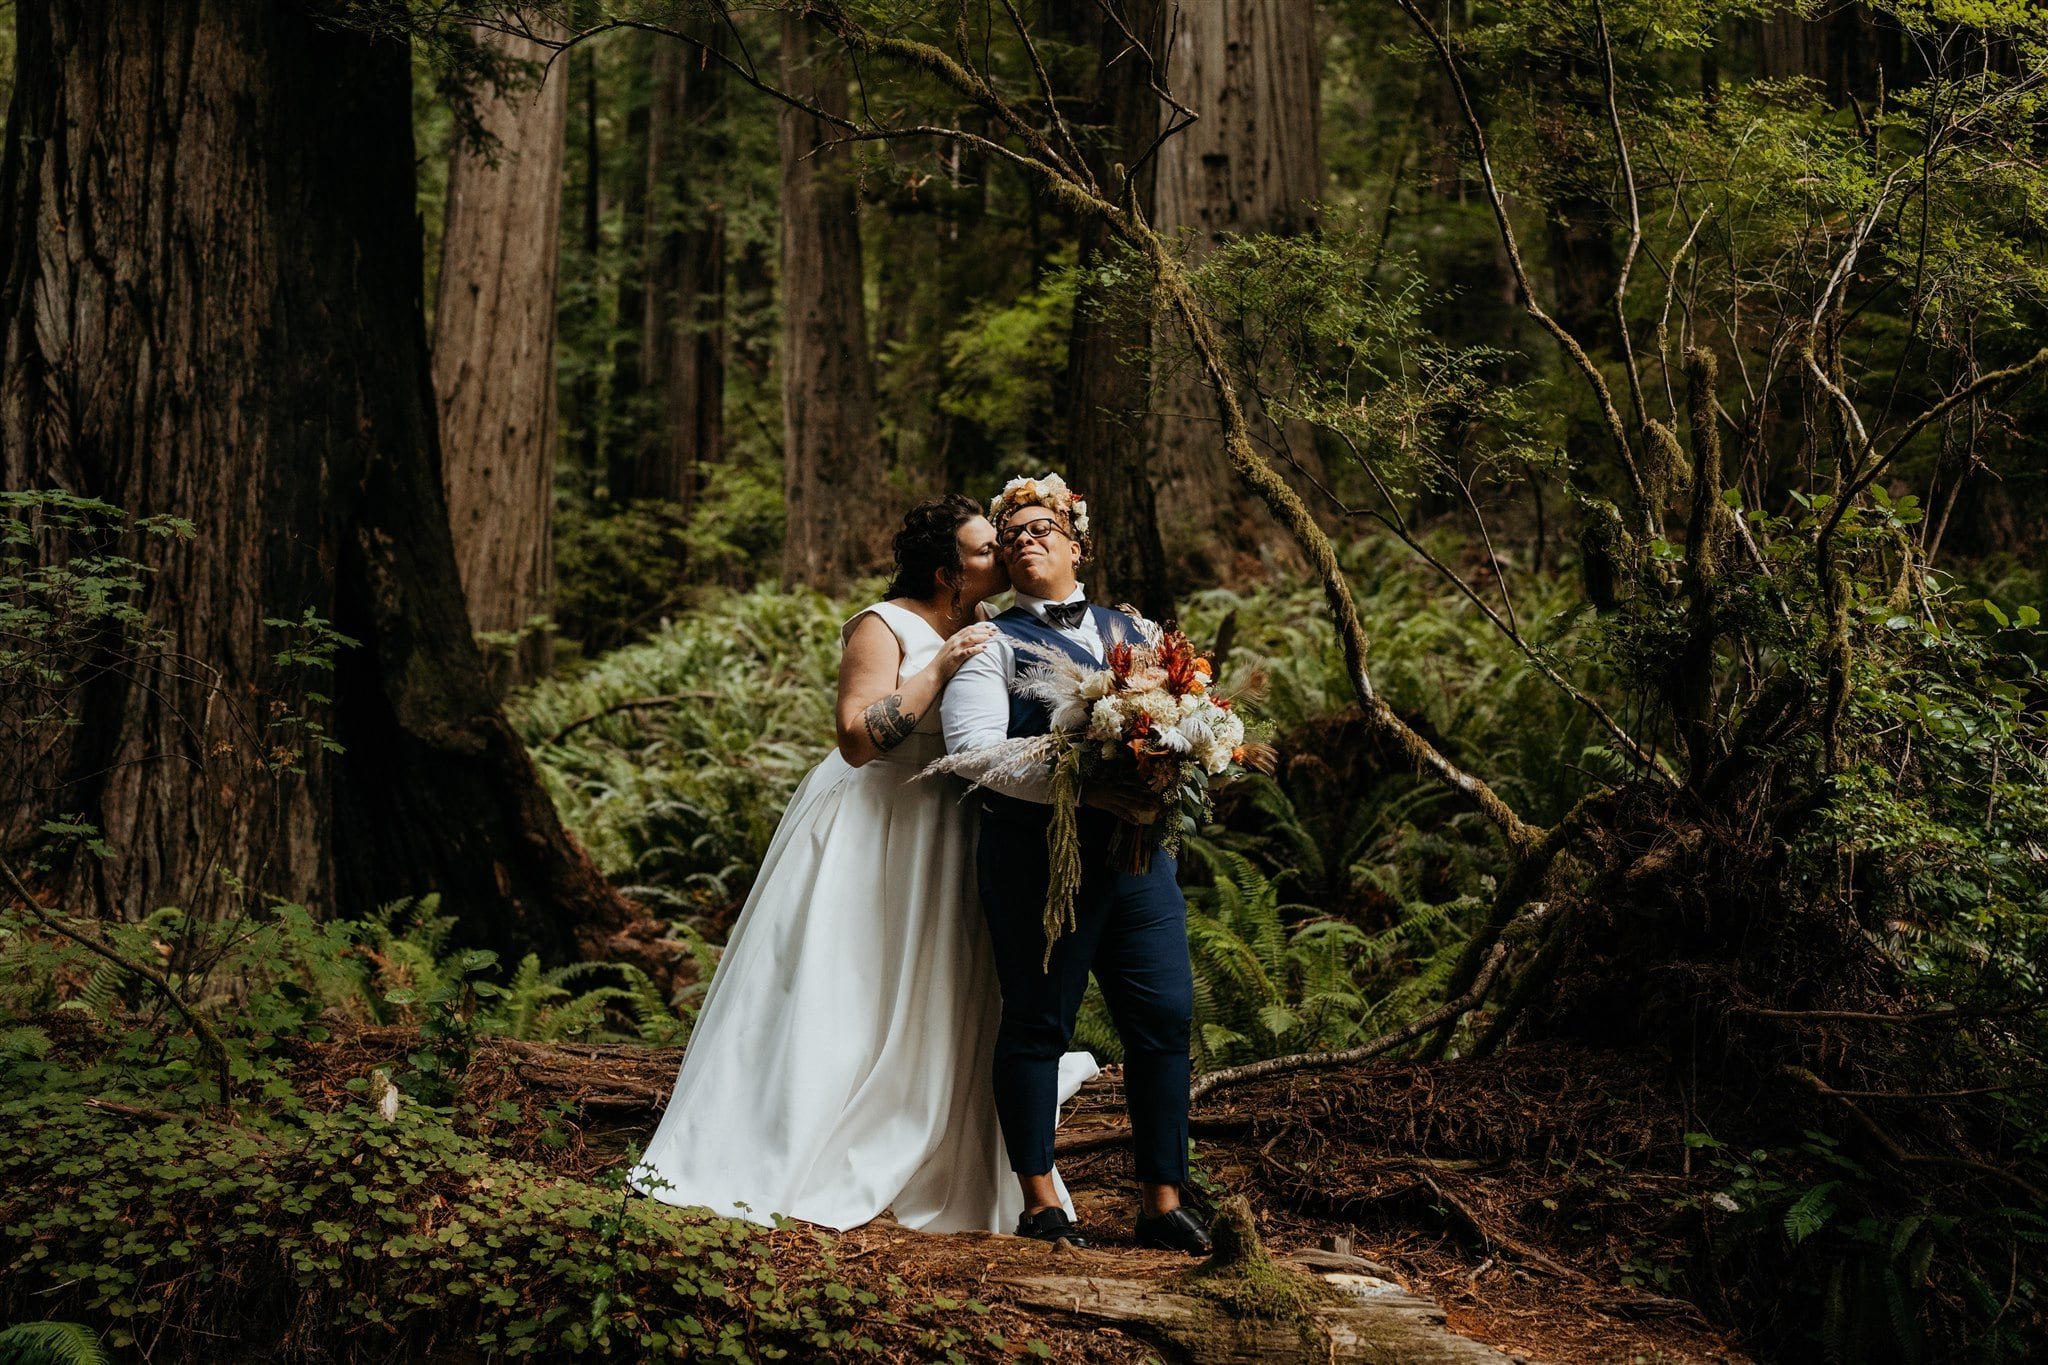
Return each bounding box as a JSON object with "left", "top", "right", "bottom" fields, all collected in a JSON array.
[
  {"left": 566, "top": 42, "right": 605, "bottom": 479},
  {"left": 778, "top": 13, "right": 884, "bottom": 590},
  {"left": 1063, "top": 0, "right": 1173, "bottom": 621},
  {"left": 432, "top": 19, "right": 566, "bottom": 686},
  {"left": 630, "top": 36, "right": 726, "bottom": 518},
  {"left": 607, "top": 38, "right": 653, "bottom": 496},
  {"left": 1151, "top": 0, "right": 1322, "bottom": 580},
  {"left": 0, "top": 0, "right": 676, "bottom": 983}
]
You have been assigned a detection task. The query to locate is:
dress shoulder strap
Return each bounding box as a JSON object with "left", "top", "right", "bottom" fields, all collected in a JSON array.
[{"left": 839, "top": 600, "right": 938, "bottom": 650}]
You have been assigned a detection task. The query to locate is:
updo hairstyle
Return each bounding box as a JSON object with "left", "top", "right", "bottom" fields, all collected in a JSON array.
[{"left": 886, "top": 494, "right": 983, "bottom": 600}]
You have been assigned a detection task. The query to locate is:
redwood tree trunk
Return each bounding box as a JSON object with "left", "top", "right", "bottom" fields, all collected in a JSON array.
[
  {"left": 0, "top": 0, "right": 675, "bottom": 984},
  {"left": 1151, "top": 0, "right": 1322, "bottom": 579},
  {"left": 634, "top": 36, "right": 726, "bottom": 518},
  {"left": 607, "top": 37, "right": 653, "bottom": 495},
  {"left": 432, "top": 19, "right": 565, "bottom": 686},
  {"left": 1063, "top": 0, "right": 1173, "bottom": 621},
  {"left": 778, "top": 13, "right": 884, "bottom": 590}
]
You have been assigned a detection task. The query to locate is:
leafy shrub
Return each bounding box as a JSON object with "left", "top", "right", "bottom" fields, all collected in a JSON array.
[{"left": 0, "top": 1034, "right": 914, "bottom": 1360}]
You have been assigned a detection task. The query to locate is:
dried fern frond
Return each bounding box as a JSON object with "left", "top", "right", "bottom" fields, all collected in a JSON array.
[
  {"left": 1010, "top": 641, "right": 1104, "bottom": 732},
  {"left": 918, "top": 735, "right": 1062, "bottom": 792}
]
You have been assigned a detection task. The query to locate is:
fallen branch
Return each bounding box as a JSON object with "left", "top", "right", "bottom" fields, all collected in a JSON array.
[
  {"left": 1191, "top": 907, "right": 1551, "bottom": 1103},
  {"left": 2, "top": 853, "right": 234, "bottom": 1114},
  {"left": 1779, "top": 1064, "right": 2046, "bottom": 1207},
  {"left": 1733, "top": 1003, "right": 2044, "bottom": 1025},
  {"left": 543, "top": 690, "right": 722, "bottom": 745}
]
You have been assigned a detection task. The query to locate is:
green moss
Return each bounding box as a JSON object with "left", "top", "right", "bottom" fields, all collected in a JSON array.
[{"left": 1175, "top": 1196, "right": 1337, "bottom": 1326}]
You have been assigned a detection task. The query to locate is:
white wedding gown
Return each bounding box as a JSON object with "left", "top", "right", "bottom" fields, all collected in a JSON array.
[{"left": 631, "top": 601, "right": 1098, "bottom": 1233}]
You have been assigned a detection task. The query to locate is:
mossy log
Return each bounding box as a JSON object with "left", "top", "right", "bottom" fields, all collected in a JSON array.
[
  {"left": 992, "top": 1197, "right": 1518, "bottom": 1365},
  {"left": 990, "top": 1261, "right": 1515, "bottom": 1363}
]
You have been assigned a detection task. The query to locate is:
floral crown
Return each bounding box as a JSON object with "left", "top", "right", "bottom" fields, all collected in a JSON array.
[{"left": 989, "top": 473, "right": 1090, "bottom": 547}]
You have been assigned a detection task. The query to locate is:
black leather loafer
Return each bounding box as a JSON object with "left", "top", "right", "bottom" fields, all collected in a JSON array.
[
  {"left": 1134, "top": 1206, "right": 1213, "bottom": 1255},
  {"left": 1016, "top": 1205, "right": 1088, "bottom": 1247}
]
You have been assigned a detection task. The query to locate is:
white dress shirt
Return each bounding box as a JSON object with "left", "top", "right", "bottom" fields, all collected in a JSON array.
[{"left": 941, "top": 584, "right": 1102, "bottom": 805}]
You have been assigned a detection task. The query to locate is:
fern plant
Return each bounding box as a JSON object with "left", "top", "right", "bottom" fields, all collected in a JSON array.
[
  {"left": 0, "top": 1322, "right": 110, "bottom": 1365},
  {"left": 1184, "top": 852, "right": 1375, "bottom": 1069}
]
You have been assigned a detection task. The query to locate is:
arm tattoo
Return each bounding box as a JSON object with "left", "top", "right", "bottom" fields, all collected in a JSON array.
[{"left": 861, "top": 693, "right": 921, "bottom": 751}]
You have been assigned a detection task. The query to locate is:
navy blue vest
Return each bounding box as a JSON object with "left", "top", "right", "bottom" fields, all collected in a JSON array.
[
  {"left": 991, "top": 602, "right": 1134, "bottom": 736},
  {"left": 979, "top": 603, "right": 1133, "bottom": 833}
]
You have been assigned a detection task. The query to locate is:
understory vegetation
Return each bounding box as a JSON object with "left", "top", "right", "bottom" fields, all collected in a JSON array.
[{"left": 5, "top": 0, "right": 2048, "bottom": 1358}]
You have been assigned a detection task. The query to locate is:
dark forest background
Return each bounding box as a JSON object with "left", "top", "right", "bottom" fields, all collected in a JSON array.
[{"left": 1, "top": 2, "right": 2046, "bottom": 1361}]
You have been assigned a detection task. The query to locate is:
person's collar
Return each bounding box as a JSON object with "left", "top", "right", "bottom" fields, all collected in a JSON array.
[{"left": 1015, "top": 583, "right": 1086, "bottom": 620}]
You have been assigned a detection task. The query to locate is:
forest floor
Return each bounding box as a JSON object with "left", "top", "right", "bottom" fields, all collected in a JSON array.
[
  {"left": 300, "top": 1027, "right": 1754, "bottom": 1363},
  {"left": 1045, "top": 1058, "right": 1750, "bottom": 1364}
]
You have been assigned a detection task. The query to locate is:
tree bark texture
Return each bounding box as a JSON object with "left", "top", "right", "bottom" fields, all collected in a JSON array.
[
  {"left": 0, "top": 0, "right": 675, "bottom": 984},
  {"left": 432, "top": 19, "right": 566, "bottom": 686},
  {"left": 631, "top": 36, "right": 726, "bottom": 517},
  {"left": 1063, "top": 0, "right": 1174, "bottom": 621},
  {"left": 607, "top": 39, "right": 652, "bottom": 495},
  {"left": 1151, "top": 0, "right": 1322, "bottom": 580},
  {"left": 778, "top": 12, "right": 885, "bottom": 590}
]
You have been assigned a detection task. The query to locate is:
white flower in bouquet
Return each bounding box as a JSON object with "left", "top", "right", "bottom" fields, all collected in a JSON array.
[
  {"left": 1127, "top": 688, "right": 1178, "bottom": 727},
  {"left": 1173, "top": 710, "right": 1216, "bottom": 751},
  {"left": 1087, "top": 695, "right": 1124, "bottom": 742}
]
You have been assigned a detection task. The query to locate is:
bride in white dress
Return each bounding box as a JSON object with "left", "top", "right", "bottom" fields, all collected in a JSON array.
[{"left": 631, "top": 495, "right": 1097, "bottom": 1233}]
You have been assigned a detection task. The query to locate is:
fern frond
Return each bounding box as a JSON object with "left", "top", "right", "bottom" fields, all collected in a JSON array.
[{"left": 0, "top": 1321, "right": 112, "bottom": 1365}]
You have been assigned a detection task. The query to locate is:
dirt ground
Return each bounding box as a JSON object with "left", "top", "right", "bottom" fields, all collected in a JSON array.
[
  {"left": 940, "top": 1050, "right": 1746, "bottom": 1364},
  {"left": 305, "top": 1024, "right": 1757, "bottom": 1362},
  {"left": 724, "top": 1047, "right": 1754, "bottom": 1365}
]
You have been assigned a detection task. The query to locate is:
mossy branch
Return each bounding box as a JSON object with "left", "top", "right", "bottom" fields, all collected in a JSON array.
[{"left": 1676, "top": 347, "right": 1729, "bottom": 780}]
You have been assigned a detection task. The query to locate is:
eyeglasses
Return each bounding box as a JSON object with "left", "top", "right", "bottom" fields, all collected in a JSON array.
[{"left": 998, "top": 517, "right": 1069, "bottom": 548}]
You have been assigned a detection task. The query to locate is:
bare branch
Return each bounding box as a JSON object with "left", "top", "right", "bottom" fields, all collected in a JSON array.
[
  {"left": 1191, "top": 903, "right": 1555, "bottom": 1103},
  {"left": 2, "top": 853, "right": 234, "bottom": 1114},
  {"left": 1391, "top": 0, "right": 1653, "bottom": 534}
]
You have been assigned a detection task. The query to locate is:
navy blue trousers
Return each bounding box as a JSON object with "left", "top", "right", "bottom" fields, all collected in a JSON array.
[{"left": 976, "top": 801, "right": 1193, "bottom": 1185}]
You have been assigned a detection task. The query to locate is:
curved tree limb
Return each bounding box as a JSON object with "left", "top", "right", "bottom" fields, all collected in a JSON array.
[
  {"left": 1192, "top": 902, "right": 1555, "bottom": 1103},
  {"left": 1, "top": 852, "right": 234, "bottom": 1113},
  {"left": 1391, "top": 0, "right": 1652, "bottom": 535}
]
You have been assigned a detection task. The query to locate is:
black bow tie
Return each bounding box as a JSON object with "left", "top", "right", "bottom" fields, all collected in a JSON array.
[{"left": 1043, "top": 601, "right": 1089, "bottom": 629}]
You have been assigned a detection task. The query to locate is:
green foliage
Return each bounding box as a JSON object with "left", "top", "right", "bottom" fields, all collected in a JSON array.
[
  {"left": 0, "top": 1049, "right": 907, "bottom": 1360},
  {"left": 1180, "top": 853, "right": 1371, "bottom": 1070},
  {"left": 934, "top": 251, "right": 1076, "bottom": 470},
  {"left": 553, "top": 464, "right": 787, "bottom": 660},
  {"left": 1688, "top": 1129, "right": 2047, "bottom": 1365},
  {"left": 0, "top": 1322, "right": 109, "bottom": 1365},
  {"left": 679, "top": 458, "right": 788, "bottom": 589},
  {"left": 513, "top": 586, "right": 851, "bottom": 920},
  {"left": 0, "top": 898, "right": 959, "bottom": 1358},
  {"left": 552, "top": 500, "right": 694, "bottom": 660},
  {"left": 0, "top": 491, "right": 191, "bottom": 741}
]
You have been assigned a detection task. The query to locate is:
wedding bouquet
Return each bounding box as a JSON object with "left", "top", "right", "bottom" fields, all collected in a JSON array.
[{"left": 930, "top": 611, "right": 1272, "bottom": 964}]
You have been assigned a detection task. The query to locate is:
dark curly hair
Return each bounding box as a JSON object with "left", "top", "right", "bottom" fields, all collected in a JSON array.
[{"left": 886, "top": 494, "right": 984, "bottom": 600}]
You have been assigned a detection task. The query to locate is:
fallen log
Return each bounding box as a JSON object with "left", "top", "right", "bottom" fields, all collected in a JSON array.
[{"left": 991, "top": 1198, "right": 1519, "bottom": 1365}]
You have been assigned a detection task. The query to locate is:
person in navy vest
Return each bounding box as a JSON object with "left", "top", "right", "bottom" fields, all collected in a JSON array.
[{"left": 940, "top": 474, "right": 1213, "bottom": 1255}]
